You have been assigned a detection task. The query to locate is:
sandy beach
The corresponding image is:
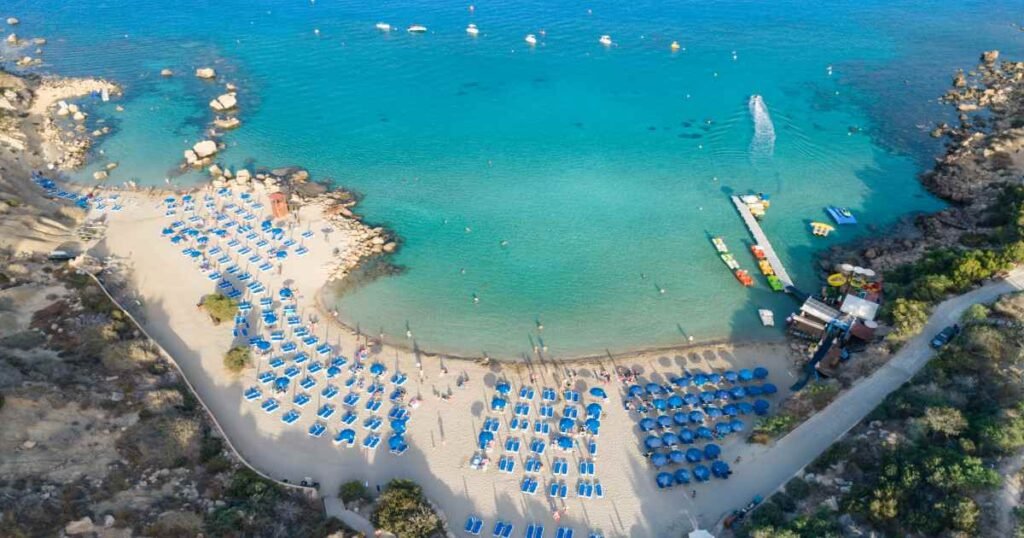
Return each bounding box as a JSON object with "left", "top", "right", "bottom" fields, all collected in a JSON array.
[{"left": 86, "top": 186, "right": 795, "bottom": 537}]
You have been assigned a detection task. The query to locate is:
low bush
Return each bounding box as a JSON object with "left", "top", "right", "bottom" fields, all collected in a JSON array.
[
  {"left": 223, "top": 347, "right": 251, "bottom": 374},
  {"left": 201, "top": 293, "right": 237, "bottom": 325}
]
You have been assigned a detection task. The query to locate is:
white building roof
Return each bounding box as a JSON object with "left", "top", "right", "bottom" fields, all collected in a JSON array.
[{"left": 840, "top": 294, "right": 879, "bottom": 321}]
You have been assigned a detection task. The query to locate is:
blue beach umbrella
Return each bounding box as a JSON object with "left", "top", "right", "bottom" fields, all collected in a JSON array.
[
  {"left": 673, "top": 412, "right": 688, "bottom": 426},
  {"left": 754, "top": 367, "right": 769, "bottom": 380},
  {"left": 667, "top": 394, "right": 684, "bottom": 409},
  {"left": 388, "top": 433, "right": 407, "bottom": 452},
  {"left": 724, "top": 370, "right": 739, "bottom": 383},
  {"left": 715, "top": 422, "right": 732, "bottom": 436},
  {"left": 685, "top": 448, "right": 703, "bottom": 463},
  {"left": 715, "top": 389, "right": 731, "bottom": 401},
  {"left": 645, "top": 383, "right": 662, "bottom": 395},
  {"left": 182, "top": 195, "right": 193, "bottom": 202},
  {"left": 369, "top": 363, "right": 386, "bottom": 376},
  {"left": 674, "top": 468, "right": 692, "bottom": 485},
  {"left": 705, "top": 407, "right": 723, "bottom": 419},
  {"left": 589, "top": 387, "right": 607, "bottom": 399},
  {"left": 678, "top": 428, "right": 695, "bottom": 444},
  {"left": 651, "top": 452, "right": 669, "bottom": 468},
  {"left": 585, "top": 418, "right": 600, "bottom": 434},
  {"left": 326, "top": 366, "right": 340, "bottom": 378},
  {"left": 754, "top": 399, "right": 771, "bottom": 416},
  {"left": 656, "top": 415, "right": 672, "bottom": 429},
  {"left": 761, "top": 383, "right": 778, "bottom": 395},
  {"left": 738, "top": 368, "right": 754, "bottom": 382},
  {"left": 189, "top": 250, "right": 201, "bottom": 258},
  {"left": 586, "top": 403, "right": 602, "bottom": 419},
  {"left": 688, "top": 410, "right": 704, "bottom": 424},
  {"left": 559, "top": 417, "right": 575, "bottom": 433},
  {"left": 669, "top": 449, "right": 685, "bottom": 464},
  {"left": 723, "top": 404, "right": 739, "bottom": 417},
  {"left": 671, "top": 375, "right": 691, "bottom": 387},
  {"left": 161, "top": 227, "right": 174, "bottom": 236},
  {"left": 662, "top": 432, "right": 680, "bottom": 446},
  {"left": 683, "top": 393, "right": 700, "bottom": 406},
  {"left": 738, "top": 402, "right": 754, "bottom": 415},
  {"left": 730, "top": 419, "right": 745, "bottom": 432},
  {"left": 656, "top": 472, "right": 673, "bottom": 488},
  {"left": 279, "top": 288, "right": 293, "bottom": 299},
  {"left": 693, "top": 465, "right": 711, "bottom": 482},
  {"left": 700, "top": 391, "right": 715, "bottom": 404},
  {"left": 256, "top": 340, "right": 271, "bottom": 352},
  {"left": 557, "top": 436, "right": 574, "bottom": 450},
  {"left": 644, "top": 436, "right": 664, "bottom": 450},
  {"left": 478, "top": 431, "right": 494, "bottom": 450},
  {"left": 703, "top": 443, "right": 721, "bottom": 460},
  {"left": 276, "top": 250, "right": 288, "bottom": 259},
  {"left": 711, "top": 460, "right": 731, "bottom": 478},
  {"left": 391, "top": 419, "right": 407, "bottom": 434},
  {"left": 708, "top": 373, "right": 722, "bottom": 385},
  {"left": 337, "top": 428, "right": 355, "bottom": 443},
  {"left": 696, "top": 426, "right": 713, "bottom": 440},
  {"left": 730, "top": 386, "right": 747, "bottom": 399},
  {"left": 747, "top": 385, "right": 764, "bottom": 397},
  {"left": 628, "top": 385, "right": 643, "bottom": 398},
  {"left": 639, "top": 418, "right": 656, "bottom": 432},
  {"left": 491, "top": 396, "right": 507, "bottom": 411},
  {"left": 652, "top": 398, "right": 667, "bottom": 411},
  {"left": 164, "top": 196, "right": 176, "bottom": 204},
  {"left": 274, "top": 377, "right": 289, "bottom": 391},
  {"left": 693, "top": 373, "right": 709, "bottom": 386},
  {"left": 263, "top": 313, "right": 278, "bottom": 325},
  {"left": 495, "top": 381, "right": 511, "bottom": 395}
]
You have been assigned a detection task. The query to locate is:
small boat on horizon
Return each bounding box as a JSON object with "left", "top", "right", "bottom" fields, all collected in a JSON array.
[
  {"left": 407, "top": 24, "right": 428, "bottom": 33},
  {"left": 599, "top": 34, "right": 613, "bottom": 46},
  {"left": 375, "top": 22, "right": 392, "bottom": 32},
  {"left": 466, "top": 24, "right": 479, "bottom": 36},
  {"left": 524, "top": 34, "right": 537, "bottom": 46}
]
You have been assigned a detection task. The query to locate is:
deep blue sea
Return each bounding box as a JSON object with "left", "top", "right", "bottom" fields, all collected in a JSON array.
[{"left": 6, "top": 0, "right": 1023, "bottom": 357}]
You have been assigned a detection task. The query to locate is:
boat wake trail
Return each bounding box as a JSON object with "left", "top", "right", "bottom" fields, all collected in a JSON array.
[{"left": 748, "top": 94, "right": 776, "bottom": 159}]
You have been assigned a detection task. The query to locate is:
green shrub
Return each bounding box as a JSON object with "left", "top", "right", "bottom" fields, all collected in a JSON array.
[
  {"left": 885, "top": 298, "right": 930, "bottom": 342},
  {"left": 962, "top": 303, "right": 990, "bottom": 323},
  {"left": 339, "top": 480, "right": 369, "bottom": 504},
  {"left": 785, "top": 477, "right": 811, "bottom": 500},
  {"left": 223, "top": 347, "right": 251, "bottom": 374},
  {"left": 370, "top": 479, "right": 441, "bottom": 538},
  {"left": 201, "top": 294, "right": 238, "bottom": 325}
]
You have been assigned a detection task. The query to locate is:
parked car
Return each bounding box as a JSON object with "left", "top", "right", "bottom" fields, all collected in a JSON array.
[{"left": 930, "top": 325, "right": 960, "bottom": 349}]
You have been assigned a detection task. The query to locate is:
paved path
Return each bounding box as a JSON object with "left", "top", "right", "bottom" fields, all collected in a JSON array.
[{"left": 705, "top": 269, "right": 1024, "bottom": 530}]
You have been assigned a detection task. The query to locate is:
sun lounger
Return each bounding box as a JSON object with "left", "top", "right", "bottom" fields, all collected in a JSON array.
[
  {"left": 498, "top": 456, "right": 516, "bottom": 474},
  {"left": 307, "top": 361, "right": 324, "bottom": 375},
  {"left": 299, "top": 377, "right": 316, "bottom": 391},
  {"left": 301, "top": 230, "right": 314, "bottom": 238},
  {"left": 524, "top": 457, "right": 542, "bottom": 473},
  {"left": 365, "top": 399, "right": 382, "bottom": 413},
  {"left": 465, "top": 516, "right": 484, "bottom": 536},
  {"left": 525, "top": 524, "right": 545, "bottom": 538},
  {"left": 293, "top": 352, "right": 308, "bottom": 364},
  {"left": 257, "top": 371, "right": 275, "bottom": 384},
  {"left": 362, "top": 434, "right": 381, "bottom": 450},
  {"left": 227, "top": 289, "right": 242, "bottom": 299},
  {"left": 321, "top": 385, "right": 339, "bottom": 400},
  {"left": 492, "top": 521, "right": 513, "bottom": 538},
  {"left": 521, "top": 477, "right": 539, "bottom": 495},
  {"left": 504, "top": 437, "right": 521, "bottom": 453},
  {"left": 293, "top": 327, "right": 309, "bottom": 337},
  {"left": 261, "top": 398, "right": 279, "bottom": 413},
  {"left": 295, "top": 246, "right": 309, "bottom": 256},
  {"left": 341, "top": 411, "right": 357, "bottom": 425},
  {"left": 534, "top": 421, "right": 550, "bottom": 435},
  {"left": 309, "top": 421, "right": 327, "bottom": 438},
  {"left": 555, "top": 528, "right": 574, "bottom": 538},
  {"left": 343, "top": 393, "right": 360, "bottom": 407},
  {"left": 303, "top": 336, "right": 319, "bottom": 347},
  {"left": 483, "top": 418, "right": 500, "bottom": 432},
  {"left": 594, "top": 481, "right": 604, "bottom": 498},
  {"left": 243, "top": 387, "right": 261, "bottom": 401},
  {"left": 540, "top": 405, "right": 554, "bottom": 418},
  {"left": 563, "top": 406, "right": 578, "bottom": 419},
  {"left": 269, "top": 357, "right": 285, "bottom": 369},
  {"left": 281, "top": 342, "right": 297, "bottom": 353},
  {"left": 390, "top": 373, "right": 408, "bottom": 386},
  {"left": 316, "top": 343, "right": 332, "bottom": 356},
  {"left": 270, "top": 331, "right": 285, "bottom": 342},
  {"left": 293, "top": 393, "right": 311, "bottom": 407},
  {"left": 529, "top": 439, "right": 546, "bottom": 455},
  {"left": 207, "top": 271, "right": 221, "bottom": 280},
  {"left": 281, "top": 410, "right": 300, "bottom": 424},
  {"left": 552, "top": 459, "right": 567, "bottom": 476},
  {"left": 283, "top": 366, "right": 301, "bottom": 379}
]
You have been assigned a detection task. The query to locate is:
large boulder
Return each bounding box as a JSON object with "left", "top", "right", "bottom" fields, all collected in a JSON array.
[
  {"left": 213, "top": 117, "right": 241, "bottom": 130},
  {"left": 65, "top": 517, "right": 95, "bottom": 535},
  {"left": 160, "top": 68, "right": 174, "bottom": 77},
  {"left": 6, "top": 17, "right": 18, "bottom": 25},
  {"left": 209, "top": 93, "right": 237, "bottom": 111},
  {"left": 981, "top": 50, "right": 999, "bottom": 65},
  {"left": 192, "top": 140, "right": 218, "bottom": 159},
  {"left": 195, "top": 67, "right": 216, "bottom": 80}
]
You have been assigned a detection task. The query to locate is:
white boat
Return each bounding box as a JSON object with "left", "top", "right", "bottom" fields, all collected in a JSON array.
[
  {"left": 407, "top": 24, "right": 427, "bottom": 33},
  {"left": 100, "top": 87, "right": 110, "bottom": 102},
  {"left": 375, "top": 22, "right": 391, "bottom": 32},
  {"left": 670, "top": 41, "right": 681, "bottom": 51},
  {"left": 599, "top": 35, "right": 612, "bottom": 46},
  {"left": 758, "top": 309, "right": 775, "bottom": 327},
  {"left": 466, "top": 24, "right": 479, "bottom": 36},
  {"left": 524, "top": 34, "right": 537, "bottom": 46}
]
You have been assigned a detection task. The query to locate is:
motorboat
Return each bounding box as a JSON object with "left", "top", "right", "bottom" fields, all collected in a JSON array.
[
  {"left": 375, "top": 22, "right": 392, "bottom": 32},
  {"left": 524, "top": 34, "right": 537, "bottom": 46},
  {"left": 466, "top": 24, "right": 479, "bottom": 36},
  {"left": 670, "top": 41, "right": 681, "bottom": 51},
  {"left": 407, "top": 24, "right": 427, "bottom": 33},
  {"left": 758, "top": 309, "right": 775, "bottom": 327},
  {"left": 599, "top": 34, "right": 612, "bottom": 46}
]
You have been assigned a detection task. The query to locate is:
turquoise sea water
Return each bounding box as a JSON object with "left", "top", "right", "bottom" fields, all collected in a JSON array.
[{"left": 7, "top": 0, "right": 1023, "bottom": 357}]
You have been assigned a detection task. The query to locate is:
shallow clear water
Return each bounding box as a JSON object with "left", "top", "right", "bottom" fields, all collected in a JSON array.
[{"left": 8, "top": 0, "right": 1023, "bottom": 357}]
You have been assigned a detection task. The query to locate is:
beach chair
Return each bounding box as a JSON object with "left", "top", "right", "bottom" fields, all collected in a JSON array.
[
  {"left": 281, "top": 410, "right": 300, "bottom": 424},
  {"left": 317, "top": 404, "right": 335, "bottom": 419},
  {"left": 295, "top": 246, "right": 309, "bottom": 256},
  {"left": 492, "top": 520, "right": 513, "bottom": 538},
  {"left": 308, "top": 362, "right": 324, "bottom": 375},
  {"left": 284, "top": 366, "right": 301, "bottom": 379},
  {"left": 293, "top": 352, "right": 309, "bottom": 364},
  {"left": 555, "top": 528, "right": 574, "bottom": 538},
  {"left": 521, "top": 477, "right": 538, "bottom": 495},
  {"left": 498, "top": 456, "right": 515, "bottom": 474},
  {"left": 257, "top": 371, "right": 275, "bottom": 385},
  {"left": 301, "top": 230, "right": 315, "bottom": 238},
  {"left": 366, "top": 399, "right": 383, "bottom": 413},
  {"left": 363, "top": 434, "right": 381, "bottom": 450},
  {"left": 243, "top": 387, "right": 261, "bottom": 401},
  {"left": 594, "top": 481, "right": 604, "bottom": 498},
  {"left": 534, "top": 421, "right": 550, "bottom": 435},
  {"left": 540, "top": 404, "right": 554, "bottom": 418},
  {"left": 341, "top": 411, "right": 357, "bottom": 425},
  {"left": 526, "top": 524, "right": 545, "bottom": 538},
  {"left": 316, "top": 344, "right": 332, "bottom": 356},
  {"left": 321, "top": 385, "right": 339, "bottom": 400},
  {"left": 293, "top": 393, "right": 311, "bottom": 407},
  {"left": 465, "top": 516, "right": 484, "bottom": 536},
  {"left": 309, "top": 421, "right": 327, "bottom": 438},
  {"left": 558, "top": 484, "right": 568, "bottom": 499}
]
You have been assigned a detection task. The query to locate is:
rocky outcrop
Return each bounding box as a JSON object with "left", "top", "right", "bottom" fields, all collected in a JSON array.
[
  {"left": 209, "top": 93, "right": 237, "bottom": 112},
  {"left": 6, "top": 17, "right": 19, "bottom": 25},
  {"left": 195, "top": 67, "right": 216, "bottom": 80},
  {"left": 823, "top": 52, "right": 1024, "bottom": 273},
  {"left": 160, "top": 68, "right": 174, "bottom": 77}
]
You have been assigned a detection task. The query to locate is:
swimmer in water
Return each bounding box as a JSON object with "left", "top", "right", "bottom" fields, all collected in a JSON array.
[
  {"left": 500, "top": 240, "right": 509, "bottom": 247},
  {"left": 465, "top": 226, "right": 472, "bottom": 233},
  {"left": 473, "top": 293, "right": 480, "bottom": 304},
  {"left": 460, "top": 268, "right": 466, "bottom": 275}
]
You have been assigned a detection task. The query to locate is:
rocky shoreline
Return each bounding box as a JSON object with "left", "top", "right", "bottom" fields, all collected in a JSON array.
[{"left": 821, "top": 51, "right": 1024, "bottom": 273}]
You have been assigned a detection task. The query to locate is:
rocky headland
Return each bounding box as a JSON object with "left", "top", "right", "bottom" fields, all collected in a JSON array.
[{"left": 822, "top": 51, "right": 1024, "bottom": 272}]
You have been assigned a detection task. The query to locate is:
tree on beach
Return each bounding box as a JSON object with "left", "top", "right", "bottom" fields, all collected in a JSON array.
[
  {"left": 201, "top": 293, "right": 237, "bottom": 325},
  {"left": 223, "top": 346, "right": 251, "bottom": 374}
]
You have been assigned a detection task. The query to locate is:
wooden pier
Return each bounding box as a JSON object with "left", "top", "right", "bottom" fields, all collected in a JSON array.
[{"left": 731, "top": 195, "right": 794, "bottom": 290}]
